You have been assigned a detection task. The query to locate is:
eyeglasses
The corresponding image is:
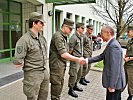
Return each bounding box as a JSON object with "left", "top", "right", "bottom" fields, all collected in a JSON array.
[
  {"left": 64, "top": 25, "right": 72, "bottom": 31},
  {"left": 39, "top": 21, "right": 44, "bottom": 25},
  {"left": 89, "top": 28, "right": 93, "bottom": 30},
  {"left": 68, "top": 27, "right": 72, "bottom": 31},
  {"left": 81, "top": 27, "right": 84, "bottom": 29}
]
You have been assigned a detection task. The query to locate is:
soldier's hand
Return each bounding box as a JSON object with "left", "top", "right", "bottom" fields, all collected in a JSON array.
[
  {"left": 79, "top": 57, "right": 86, "bottom": 65},
  {"left": 124, "top": 57, "right": 130, "bottom": 62},
  {"left": 14, "top": 63, "right": 24, "bottom": 68}
]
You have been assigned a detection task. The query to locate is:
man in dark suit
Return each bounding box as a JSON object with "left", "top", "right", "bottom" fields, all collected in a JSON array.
[{"left": 86, "top": 25, "right": 126, "bottom": 100}]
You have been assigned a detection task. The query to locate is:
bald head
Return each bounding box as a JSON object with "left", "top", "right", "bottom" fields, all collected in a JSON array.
[{"left": 102, "top": 25, "right": 114, "bottom": 36}]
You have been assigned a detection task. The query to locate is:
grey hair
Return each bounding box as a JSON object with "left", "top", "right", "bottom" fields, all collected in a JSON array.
[{"left": 103, "top": 25, "right": 114, "bottom": 36}]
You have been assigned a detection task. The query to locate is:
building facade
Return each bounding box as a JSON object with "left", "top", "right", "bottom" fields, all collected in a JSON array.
[
  {"left": 0, "top": 0, "right": 53, "bottom": 63},
  {"left": 0, "top": 0, "right": 110, "bottom": 63},
  {"left": 54, "top": 4, "right": 106, "bottom": 36}
]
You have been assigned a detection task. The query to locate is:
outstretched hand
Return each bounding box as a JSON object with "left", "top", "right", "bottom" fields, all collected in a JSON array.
[
  {"left": 124, "top": 57, "right": 130, "bottom": 62},
  {"left": 78, "top": 57, "right": 86, "bottom": 65}
]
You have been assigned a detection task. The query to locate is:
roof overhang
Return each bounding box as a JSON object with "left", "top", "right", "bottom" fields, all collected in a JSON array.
[{"left": 45, "top": 0, "right": 96, "bottom": 5}]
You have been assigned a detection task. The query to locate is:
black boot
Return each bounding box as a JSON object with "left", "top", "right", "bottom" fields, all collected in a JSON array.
[
  {"left": 127, "top": 96, "right": 132, "bottom": 100},
  {"left": 84, "top": 78, "right": 90, "bottom": 83},
  {"left": 73, "top": 83, "right": 83, "bottom": 92},
  {"left": 79, "top": 78, "right": 87, "bottom": 85},
  {"left": 68, "top": 88, "right": 78, "bottom": 98}
]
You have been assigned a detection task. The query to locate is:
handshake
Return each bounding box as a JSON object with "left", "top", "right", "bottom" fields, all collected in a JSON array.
[{"left": 78, "top": 57, "right": 87, "bottom": 65}]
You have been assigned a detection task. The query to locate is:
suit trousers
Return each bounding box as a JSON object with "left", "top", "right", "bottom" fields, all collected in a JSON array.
[{"left": 106, "top": 89, "right": 121, "bottom": 100}]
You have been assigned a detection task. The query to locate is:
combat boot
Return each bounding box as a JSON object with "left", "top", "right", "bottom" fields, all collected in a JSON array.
[
  {"left": 79, "top": 78, "right": 87, "bottom": 85},
  {"left": 127, "top": 96, "right": 132, "bottom": 100},
  {"left": 73, "top": 83, "right": 83, "bottom": 92},
  {"left": 84, "top": 78, "right": 90, "bottom": 83},
  {"left": 68, "top": 88, "right": 78, "bottom": 98}
]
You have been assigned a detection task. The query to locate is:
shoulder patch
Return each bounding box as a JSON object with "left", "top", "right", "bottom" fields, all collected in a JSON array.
[
  {"left": 17, "top": 46, "right": 23, "bottom": 54},
  {"left": 58, "top": 43, "right": 63, "bottom": 48}
]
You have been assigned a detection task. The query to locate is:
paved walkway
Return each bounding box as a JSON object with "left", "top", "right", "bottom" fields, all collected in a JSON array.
[
  {"left": 48, "top": 46, "right": 128, "bottom": 100},
  {"left": 0, "top": 45, "right": 128, "bottom": 100},
  {"left": 48, "top": 67, "right": 128, "bottom": 100}
]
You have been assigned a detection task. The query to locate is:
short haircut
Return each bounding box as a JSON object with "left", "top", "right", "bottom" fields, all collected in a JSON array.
[{"left": 103, "top": 25, "right": 114, "bottom": 36}]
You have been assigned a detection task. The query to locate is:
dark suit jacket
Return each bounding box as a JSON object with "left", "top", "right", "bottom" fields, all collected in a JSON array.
[{"left": 88, "top": 38, "right": 126, "bottom": 89}]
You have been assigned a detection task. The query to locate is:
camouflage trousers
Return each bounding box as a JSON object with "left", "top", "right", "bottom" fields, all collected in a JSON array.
[
  {"left": 50, "top": 68, "right": 66, "bottom": 100},
  {"left": 23, "top": 69, "right": 49, "bottom": 100},
  {"left": 125, "top": 66, "right": 133, "bottom": 96},
  {"left": 68, "top": 62, "right": 83, "bottom": 88}
]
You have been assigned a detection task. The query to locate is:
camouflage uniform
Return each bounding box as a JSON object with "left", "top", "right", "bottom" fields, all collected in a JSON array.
[
  {"left": 82, "top": 33, "right": 93, "bottom": 78},
  {"left": 124, "top": 38, "right": 133, "bottom": 96},
  {"left": 49, "top": 18, "right": 74, "bottom": 100},
  {"left": 13, "top": 12, "right": 49, "bottom": 100},
  {"left": 68, "top": 27, "right": 84, "bottom": 88},
  {"left": 14, "top": 30, "right": 49, "bottom": 100}
]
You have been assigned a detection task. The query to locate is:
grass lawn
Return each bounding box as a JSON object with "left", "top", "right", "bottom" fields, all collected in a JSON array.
[{"left": 94, "top": 60, "right": 104, "bottom": 69}]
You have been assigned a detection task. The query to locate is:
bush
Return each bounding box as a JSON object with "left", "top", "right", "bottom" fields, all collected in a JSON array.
[{"left": 94, "top": 60, "right": 103, "bottom": 69}]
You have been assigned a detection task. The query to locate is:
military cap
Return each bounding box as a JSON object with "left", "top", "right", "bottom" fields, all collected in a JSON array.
[
  {"left": 29, "top": 12, "right": 46, "bottom": 23},
  {"left": 63, "top": 18, "right": 74, "bottom": 29},
  {"left": 76, "top": 22, "right": 85, "bottom": 29},
  {"left": 86, "top": 24, "right": 93, "bottom": 29},
  {"left": 127, "top": 25, "right": 133, "bottom": 31}
]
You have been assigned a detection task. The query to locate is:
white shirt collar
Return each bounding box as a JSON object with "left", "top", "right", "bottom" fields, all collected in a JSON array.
[{"left": 106, "top": 37, "right": 114, "bottom": 45}]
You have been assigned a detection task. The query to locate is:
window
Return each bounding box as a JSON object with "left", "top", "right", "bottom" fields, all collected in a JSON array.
[
  {"left": 75, "top": 15, "right": 79, "bottom": 23},
  {"left": 66, "top": 12, "right": 72, "bottom": 19},
  {"left": 0, "top": 0, "right": 22, "bottom": 62}
]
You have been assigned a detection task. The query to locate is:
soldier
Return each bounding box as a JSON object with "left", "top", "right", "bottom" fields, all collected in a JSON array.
[
  {"left": 68, "top": 22, "right": 85, "bottom": 98},
  {"left": 13, "top": 12, "right": 49, "bottom": 100},
  {"left": 79, "top": 25, "right": 93, "bottom": 85},
  {"left": 124, "top": 25, "right": 133, "bottom": 100},
  {"left": 49, "top": 18, "right": 85, "bottom": 100}
]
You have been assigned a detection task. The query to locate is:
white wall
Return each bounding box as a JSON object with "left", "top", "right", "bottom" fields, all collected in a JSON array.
[
  {"left": 43, "top": 3, "right": 53, "bottom": 55},
  {"left": 54, "top": 4, "right": 107, "bottom": 35}
]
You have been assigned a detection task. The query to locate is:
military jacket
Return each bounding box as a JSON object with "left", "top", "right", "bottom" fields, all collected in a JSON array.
[
  {"left": 13, "top": 30, "right": 47, "bottom": 71},
  {"left": 69, "top": 32, "right": 83, "bottom": 57},
  {"left": 49, "top": 30, "right": 68, "bottom": 69},
  {"left": 125, "top": 38, "right": 133, "bottom": 67},
  {"left": 83, "top": 33, "right": 93, "bottom": 57}
]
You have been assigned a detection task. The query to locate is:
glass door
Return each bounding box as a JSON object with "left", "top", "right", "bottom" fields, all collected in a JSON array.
[{"left": 0, "top": 0, "right": 22, "bottom": 63}]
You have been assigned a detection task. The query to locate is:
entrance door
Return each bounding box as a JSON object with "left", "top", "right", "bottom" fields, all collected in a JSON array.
[
  {"left": 0, "top": 0, "right": 22, "bottom": 63},
  {"left": 55, "top": 10, "right": 61, "bottom": 32}
]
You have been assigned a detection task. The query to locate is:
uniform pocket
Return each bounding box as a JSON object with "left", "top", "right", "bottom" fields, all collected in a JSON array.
[
  {"left": 23, "top": 80, "right": 34, "bottom": 97},
  {"left": 69, "top": 68, "right": 77, "bottom": 77}
]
